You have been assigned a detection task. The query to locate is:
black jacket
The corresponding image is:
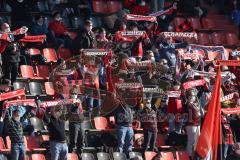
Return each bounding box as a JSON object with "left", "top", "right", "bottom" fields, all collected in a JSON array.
[
  {"left": 44, "top": 115, "right": 66, "bottom": 142},
  {"left": 1, "top": 34, "right": 25, "bottom": 63},
  {"left": 114, "top": 104, "right": 133, "bottom": 127},
  {"left": 73, "top": 28, "right": 95, "bottom": 53}
]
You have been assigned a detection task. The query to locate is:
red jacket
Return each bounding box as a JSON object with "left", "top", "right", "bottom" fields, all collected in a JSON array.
[{"left": 49, "top": 20, "right": 68, "bottom": 36}]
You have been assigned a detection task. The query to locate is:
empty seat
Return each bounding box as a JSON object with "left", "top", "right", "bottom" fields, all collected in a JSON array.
[
  {"left": 31, "top": 154, "right": 46, "bottom": 160},
  {"left": 176, "top": 151, "right": 190, "bottom": 160},
  {"left": 189, "top": 17, "right": 201, "bottom": 30},
  {"left": 43, "top": 48, "right": 58, "bottom": 63},
  {"left": 13, "top": 81, "right": 29, "bottom": 93},
  {"left": 94, "top": 116, "right": 109, "bottom": 130},
  {"left": 159, "top": 152, "right": 174, "bottom": 160},
  {"left": 226, "top": 32, "right": 239, "bottom": 45},
  {"left": 44, "top": 82, "right": 55, "bottom": 96},
  {"left": 107, "top": 1, "right": 122, "bottom": 14},
  {"left": 29, "top": 82, "right": 43, "bottom": 96},
  {"left": 144, "top": 151, "right": 157, "bottom": 160},
  {"left": 202, "top": 18, "right": 216, "bottom": 29},
  {"left": 81, "top": 153, "right": 95, "bottom": 160},
  {"left": 174, "top": 17, "right": 185, "bottom": 27},
  {"left": 97, "top": 152, "right": 110, "bottom": 160},
  {"left": 26, "top": 136, "right": 46, "bottom": 151},
  {"left": 20, "top": 65, "right": 35, "bottom": 78},
  {"left": 197, "top": 33, "right": 211, "bottom": 45},
  {"left": 58, "top": 48, "right": 72, "bottom": 60},
  {"left": 129, "top": 152, "right": 143, "bottom": 159},
  {"left": 28, "top": 48, "right": 41, "bottom": 56},
  {"left": 29, "top": 117, "right": 47, "bottom": 133},
  {"left": 211, "top": 32, "right": 226, "bottom": 45},
  {"left": 68, "top": 153, "right": 79, "bottom": 160},
  {"left": 156, "top": 134, "right": 166, "bottom": 147},
  {"left": 113, "top": 152, "right": 127, "bottom": 160},
  {"left": 92, "top": 0, "right": 107, "bottom": 14},
  {"left": 36, "top": 65, "right": 50, "bottom": 79},
  {"left": 0, "top": 137, "right": 10, "bottom": 152}
]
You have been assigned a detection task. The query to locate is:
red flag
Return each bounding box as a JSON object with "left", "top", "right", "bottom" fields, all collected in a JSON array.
[{"left": 195, "top": 66, "right": 222, "bottom": 160}]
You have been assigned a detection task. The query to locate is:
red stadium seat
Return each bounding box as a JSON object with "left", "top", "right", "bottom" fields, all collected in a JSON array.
[
  {"left": 44, "top": 82, "right": 55, "bottom": 96},
  {"left": 174, "top": 17, "right": 185, "bottom": 27},
  {"left": 43, "top": 48, "right": 58, "bottom": 63},
  {"left": 26, "top": 155, "right": 30, "bottom": 160},
  {"left": 6, "top": 136, "right": 11, "bottom": 150},
  {"left": 226, "top": 33, "right": 239, "bottom": 45},
  {"left": 202, "top": 18, "right": 215, "bottom": 29},
  {"left": 58, "top": 48, "right": 72, "bottom": 60},
  {"left": 156, "top": 134, "right": 165, "bottom": 147},
  {"left": 144, "top": 151, "right": 157, "bottom": 160},
  {"left": 20, "top": 65, "right": 35, "bottom": 78},
  {"left": 0, "top": 137, "right": 10, "bottom": 152},
  {"left": 68, "top": 153, "right": 79, "bottom": 160},
  {"left": 31, "top": 154, "right": 46, "bottom": 160},
  {"left": 134, "top": 134, "right": 144, "bottom": 147},
  {"left": 211, "top": 32, "right": 226, "bottom": 45},
  {"left": 176, "top": 151, "right": 190, "bottom": 160},
  {"left": 197, "top": 33, "right": 211, "bottom": 45},
  {"left": 107, "top": 1, "right": 122, "bottom": 14},
  {"left": 26, "top": 136, "right": 46, "bottom": 152},
  {"left": 28, "top": 48, "right": 41, "bottom": 56},
  {"left": 92, "top": 0, "right": 107, "bottom": 14},
  {"left": 159, "top": 152, "right": 174, "bottom": 160},
  {"left": 188, "top": 17, "right": 201, "bottom": 30},
  {"left": 36, "top": 65, "right": 50, "bottom": 79},
  {"left": 94, "top": 116, "right": 108, "bottom": 130}
]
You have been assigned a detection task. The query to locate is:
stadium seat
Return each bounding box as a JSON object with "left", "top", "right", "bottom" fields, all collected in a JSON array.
[
  {"left": 58, "top": 48, "right": 72, "bottom": 60},
  {"left": 226, "top": 32, "right": 239, "bottom": 45},
  {"left": 174, "top": 17, "right": 185, "bottom": 27},
  {"left": 36, "top": 65, "right": 50, "bottom": 79},
  {"left": 97, "top": 152, "right": 110, "bottom": 160},
  {"left": 29, "top": 117, "right": 47, "bottom": 133},
  {"left": 134, "top": 133, "right": 144, "bottom": 147},
  {"left": 13, "top": 81, "right": 29, "bottom": 93},
  {"left": 20, "top": 65, "right": 35, "bottom": 78},
  {"left": 144, "top": 151, "right": 157, "bottom": 160},
  {"left": 28, "top": 48, "right": 41, "bottom": 56},
  {"left": 159, "top": 152, "right": 174, "bottom": 160},
  {"left": 25, "top": 155, "right": 30, "bottom": 160},
  {"left": 92, "top": 0, "right": 107, "bottom": 14},
  {"left": 28, "top": 82, "right": 44, "bottom": 96},
  {"left": 156, "top": 134, "right": 166, "bottom": 147},
  {"left": 0, "top": 137, "right": 10, "bottom": 152},
  {"left": 94, "top": 116, "right": 109, "bottom": 130},
  {"left": 5, "top": 136, "right": 11, "bottom": 150},
  {"left": 44, "top": 82, "right": 55, "bottom": 96},
  {"left": 188, "top": 17, "right": 201, "bottom": 30},
  {"left": 211, "top": 32, "right": 226, "bottom": 45},
  {"left": 197, "top": 33, "right": 211, "bottom": 45},
  {"left": 31, "top": 154, "right": 46, "bottom": 160},
  {"left": 107, "top": 1, "right": 122, "bottom": 14},
  {"left": 43, "top": 48, "right": 58, "bottom": 63},
  {"left": 129, "top": 152, "right": 143, "bottom": 159},
  {"left": 113, "top": 152, "right": 127, "bottom": 160},
  {"left": 26, "top": 136, "right": 46, "bottom": 151},
  {"left": 176, "top": 151, "right": 190, "bottom": 160},
  {"left": 202, "top": 18, "right": 216, "bottom": 29},
  {"left": 81, "top": 152, "right": 95, "bottom": 160},
  {"left": 68, "top": 153, "right": 79, "bottom": 160}
]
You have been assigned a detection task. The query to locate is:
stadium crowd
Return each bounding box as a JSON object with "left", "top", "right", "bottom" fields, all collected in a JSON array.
[{"left": 0, "top": 0, "right": 239, "bottom": 160}]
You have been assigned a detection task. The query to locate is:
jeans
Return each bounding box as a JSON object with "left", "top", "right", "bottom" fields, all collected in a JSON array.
[
  {"left": 50, "top": 141, "right": 68, "bottom": 160},
  {"left": 186, "top": 125, "right": 200, "bottom": 157},
  {"left": 86, "top": 88, "right": 101, "bottom": 114},
  {"left": 168, "top": 113, "right": 184, "bottom": 133},
  {"left": 69, "top": 122, "right": 84, "bottom": 152},
  {"left": 116, "top": 125, "right": 134, "bottom": 155},
  {"left": 11, "top": 143, "right": 26, "bottom": 160},
  {"left": 143, "top": 129, "right": 157, "bottom": 152}
]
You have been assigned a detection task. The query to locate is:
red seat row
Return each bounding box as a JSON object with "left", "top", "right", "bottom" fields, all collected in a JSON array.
[{"left": 92, "top": 0, "right": 122, "bottom": 14}]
